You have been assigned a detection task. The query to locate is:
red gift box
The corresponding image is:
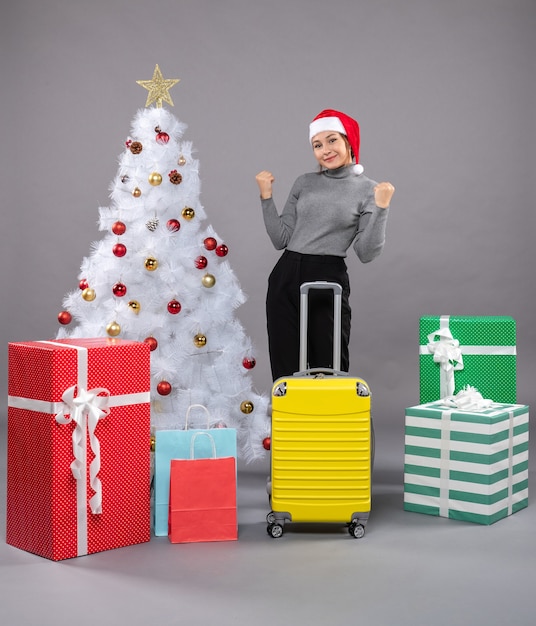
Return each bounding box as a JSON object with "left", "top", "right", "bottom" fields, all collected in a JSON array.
[{"left": 6, "top": 338, "right": 151, "bottom": 561}]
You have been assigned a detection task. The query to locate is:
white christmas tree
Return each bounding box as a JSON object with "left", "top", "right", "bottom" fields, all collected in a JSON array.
[{"left": 57, "top": 65, "right": 270, "bottom": 462}]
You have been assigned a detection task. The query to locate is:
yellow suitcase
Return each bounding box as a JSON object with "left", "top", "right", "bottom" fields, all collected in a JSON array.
[{"left": 267, "top": 282, "right": 372, "bottom": 539}]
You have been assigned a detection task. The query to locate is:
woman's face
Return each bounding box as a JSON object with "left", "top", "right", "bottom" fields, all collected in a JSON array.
[{"left": 311, "top": 131, "right": 351, "bottom": 169}]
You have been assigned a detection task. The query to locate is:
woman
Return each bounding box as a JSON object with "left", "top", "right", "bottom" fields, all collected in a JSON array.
[{"left": 256, "top": 109, "right": 394, "bottom": 381}]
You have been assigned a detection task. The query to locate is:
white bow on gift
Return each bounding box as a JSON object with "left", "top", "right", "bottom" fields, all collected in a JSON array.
[
  {"left": 441, "top": 385, "right": 493, "bottom": 411},
  {"left": 427, "top": 327, "right": 464, "bottom": 397},
  {"left": 55, "top": 385, "right": 111, "bottom": 514}
]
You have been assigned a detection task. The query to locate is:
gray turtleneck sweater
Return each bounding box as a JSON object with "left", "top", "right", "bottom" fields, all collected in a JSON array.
[{"left": 261, "top": 165, "right": 389, "bottom": 261}]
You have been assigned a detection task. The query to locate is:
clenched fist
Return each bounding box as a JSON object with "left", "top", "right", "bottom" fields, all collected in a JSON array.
[
  {"left": 374, "top": 182, "right": 395, "bottom": 209},
  {"left": 256, "top": 170, "right": 275, "bottom": 200}
]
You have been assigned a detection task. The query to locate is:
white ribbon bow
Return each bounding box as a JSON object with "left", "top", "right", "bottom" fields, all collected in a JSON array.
[
  {"left": 427, "top": 327, "right": 464, "bottom": 397},
  {"left": 55, "top": 385, "right": 111, "bottom": 514},
  {"left": 441, "top": 385, "right": 493, "bottom": 411}
]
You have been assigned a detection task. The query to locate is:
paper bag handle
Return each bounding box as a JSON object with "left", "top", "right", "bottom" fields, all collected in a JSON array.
[
  {"left": 189, "top": 432, "right": 217, "bottom": 459},
  {"left": 185, "top": 404, "right": 211, "bottom": 430}
]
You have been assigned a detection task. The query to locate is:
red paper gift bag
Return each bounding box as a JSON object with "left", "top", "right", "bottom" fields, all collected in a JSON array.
[
  {"left": 168, "top": 432, "right": 237, "bottom": 543},
  {"left": 6, "top": 338, "right": 151, "bottom": 560}
]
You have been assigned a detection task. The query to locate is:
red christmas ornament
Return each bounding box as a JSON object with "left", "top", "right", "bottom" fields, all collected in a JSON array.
[
  {"left": 113, "top": 243, "right": 127, "bottom": 257},
  {"left": 79, "top": 278, "right": 89, "bottom": 290},
  {"left": 262, "top": 437, "right": 271, "bottom": 451},
  {"left": 167, "top": 299, "right": 182, "bottom": 314},
  {"left": 194, "top": 255, "right": 208, "bottom": 269},
  {"left": 166, "top": 218, "right": 180, "bottom": 232},
  {"left": 215, "top": 244, "right": 229, "bottom": 257},
  {"left": 112, "top": 282, "right": 127, "bottom": 297},
  {"left": 112, "top": 221, "right": 126, "bottom": 235},
  {"left": 157, "top": 380, "right": 172, "bottom": 396},
  {"left": 242, "top": 356, "right": 256, "bottom": 370},
  {"left": 204, "top": 237, "right": 217, "bottom": 251},
  {"left": 156, "top": 131, "right": 170, "bottom": 145},
  {"left": 57, "top": 311, "right": 72, "bottom": 325},
  {"left": 144, "top": 336, "right": 158, "bottom": 351}
]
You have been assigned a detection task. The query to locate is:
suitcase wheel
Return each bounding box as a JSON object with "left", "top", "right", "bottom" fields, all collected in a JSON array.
[
  {"left": 267, "top": 523, "right": 284, "bottom": 538},
  {"left": 266, "top": 511, "right": 276, "bottom": 524},
  {"left": 348, "top": 522, "right": 366, "bottom": 539}
]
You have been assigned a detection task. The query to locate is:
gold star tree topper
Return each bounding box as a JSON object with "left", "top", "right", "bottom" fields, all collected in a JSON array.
[{"left": 136, "top": 64, "right": 180, "bottom": 108}]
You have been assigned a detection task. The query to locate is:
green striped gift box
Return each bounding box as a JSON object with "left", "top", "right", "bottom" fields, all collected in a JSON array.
[
  {"left": 404, "top": 401, "right": 529, "bottom": 525},
  {"left": 419, "top": 316, "right": 516, "bottom": 404}
]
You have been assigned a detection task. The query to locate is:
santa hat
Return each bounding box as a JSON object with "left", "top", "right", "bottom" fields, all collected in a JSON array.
[{"left": 309, "top": 109, "right": 364, "bottom": 175}]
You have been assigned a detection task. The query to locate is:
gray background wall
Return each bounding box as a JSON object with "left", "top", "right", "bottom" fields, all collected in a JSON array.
[{"left": 2, "top": 0, "right": 535, "bottom": 468}]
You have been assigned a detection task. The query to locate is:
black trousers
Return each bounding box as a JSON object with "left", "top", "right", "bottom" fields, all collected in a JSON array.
[{"left": 266, "top": 250, "right": 351, "bottom": 381}]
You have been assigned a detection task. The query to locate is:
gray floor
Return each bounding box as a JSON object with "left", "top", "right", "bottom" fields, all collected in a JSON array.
[{"left": 1, "top": 418, "right": 535, "bottom": 626}]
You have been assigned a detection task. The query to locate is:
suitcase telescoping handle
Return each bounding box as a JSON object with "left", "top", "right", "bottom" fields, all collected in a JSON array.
[{"left": 299, "top": 281, "right": 343, "bottom": 374}]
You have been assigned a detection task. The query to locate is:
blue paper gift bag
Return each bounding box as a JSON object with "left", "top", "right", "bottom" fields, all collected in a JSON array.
[{"left": 153, "top": 405, "right": 237, "bottom": 536}]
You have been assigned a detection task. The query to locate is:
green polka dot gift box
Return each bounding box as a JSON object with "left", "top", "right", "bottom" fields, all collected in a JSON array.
[
  {"left": 6, "top": 338, "right": 151, "bottom": 561},
  {"left": 404, "top": 400, "right": 529, "bottom": 525},
  {"left": 419, "top": 316, "right": 516, "bottom": 404}
]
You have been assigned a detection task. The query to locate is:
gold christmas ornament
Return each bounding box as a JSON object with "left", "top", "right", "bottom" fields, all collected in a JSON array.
[
  {"left": 132, "top": 187, "right": 142, "bottom": 198},
  {"left": 240, "top": 400, "right": 254, "bottom": 414},
  {"left": 178, "top": 155, "right": 187, "bottom": 166},
  {"left": 193, "top": 333, "right": 207, "bottom": 348},
  {"left": 144, "top": 257, "right": 158, "bottom": 271},
  {"left": 201, "top": 273, "right": 216, "bottom": 288},
  {"left": 82, "top": 288, "right": 96, "bottom": 302},
  {"left": 148, "top": 172, "right": 162, "bottom": 186},
  {"left": 182, "top": 206, "right": 195, "bottom": 220},
  {"left": 150, "top": 435, "right": 156, "bottom": 452},
  {"left": 128, "top": 300, "right": 141, "bottom": 314},
  {"left": 106, "top": 321, "right": 121, "bottom": 337},
  {"left": 136, "top": 64, "right": 180, "bottom": 108}
]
